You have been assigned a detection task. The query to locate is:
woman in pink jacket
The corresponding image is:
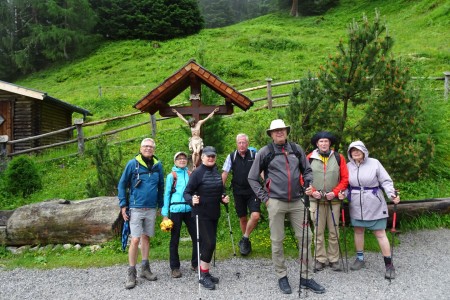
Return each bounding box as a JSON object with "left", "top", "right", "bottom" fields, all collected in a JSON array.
[{"left": 345, "top": 141, "right": 400, "bottom": 280}]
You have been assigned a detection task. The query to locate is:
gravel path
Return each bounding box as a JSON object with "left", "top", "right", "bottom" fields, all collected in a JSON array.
[{"left": 1, "top": 229, "right": 449, "bottom": 300}]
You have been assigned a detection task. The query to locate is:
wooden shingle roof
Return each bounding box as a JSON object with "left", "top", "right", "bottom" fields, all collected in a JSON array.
[{"left": 133, "top": 59, "right": 253, "bottom": 115}]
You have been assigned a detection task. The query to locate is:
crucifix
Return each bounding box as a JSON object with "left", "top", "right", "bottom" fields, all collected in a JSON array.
[{"left": 159, "top": 75, "right": 233, "bottom": 168}]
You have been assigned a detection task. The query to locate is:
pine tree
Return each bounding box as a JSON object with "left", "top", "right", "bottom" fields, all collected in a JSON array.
[
  {"left": 318, "top": 10, "right": 393, "bottom": 148},
  {"left": 359, "top": 59, "right": 432, "bottom": 181}
]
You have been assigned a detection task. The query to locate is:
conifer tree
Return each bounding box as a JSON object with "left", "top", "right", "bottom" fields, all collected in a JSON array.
[
  {"left": 359, "top": 59, "right": 432, "bottom": 181},
  {"left": 318, "top": 10, "right": 393, "bottom": 148}
]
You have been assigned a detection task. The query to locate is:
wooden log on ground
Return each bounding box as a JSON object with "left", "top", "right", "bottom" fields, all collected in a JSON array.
[
  {"left": 1, "top": 197, "right": 121, "bottom": 246},
  {"left": 341, "top": 198, "right": 450, "bottom": 228}
]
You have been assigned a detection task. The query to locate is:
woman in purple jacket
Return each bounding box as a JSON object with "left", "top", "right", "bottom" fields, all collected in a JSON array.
[{"left": 345, "top": 141, "right": 400, "bottom": 280}]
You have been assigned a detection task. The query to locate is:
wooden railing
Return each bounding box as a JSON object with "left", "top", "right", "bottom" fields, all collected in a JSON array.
[{"left": 1, "top": 73, "right": 448, "bottom": 158}]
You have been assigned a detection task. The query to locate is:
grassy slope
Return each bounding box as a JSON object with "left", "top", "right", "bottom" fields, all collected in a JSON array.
[
  {"left": 1, "top": 0, "right": 449, "bottom": 269},
  {"left": 2, "top": 0, "right": 447, "bottom": 205}
]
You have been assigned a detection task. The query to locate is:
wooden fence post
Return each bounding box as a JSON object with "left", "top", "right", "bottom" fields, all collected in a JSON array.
[
  {"left": 74, "top": 119, "right": 85, "bottom": 155},
  {"left": 444, "top": 71, "right": 450, "bottom": 100},
  {"left": 151, "top": 114, "right": 157, "bottom": 137},
  {"left": 266, "top": 78, "right": 273, "bottom": 110}
]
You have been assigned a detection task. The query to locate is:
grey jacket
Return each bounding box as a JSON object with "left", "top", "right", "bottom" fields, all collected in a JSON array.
[
  {"left": 248, "top": 141, "right": 312, "bottom": 203},
  {"left": 346, "top": 141, "right": 396, "bottom": 221}
]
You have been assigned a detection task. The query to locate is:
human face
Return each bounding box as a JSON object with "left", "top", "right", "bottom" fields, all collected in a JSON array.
[
  {"left": 270, "top": 128, "right": 287, "bottom": 145},
  {"left": 140, "top": 142, "right": 155, "bottom": 158},
  {"left": 174, "top": 155, "right": 187, "bottom": 168},
  {"left": 350, "top": 148, "right": 364, "bottom": 163},
  {"left": 236, "top": 136, "right": 249, "bottom": 155},
  {"left": 317, "top": 138, "right": 331, "bottom": 153},
  {"left": 201, "top": 153, "right": 216, "bottom": 167}
]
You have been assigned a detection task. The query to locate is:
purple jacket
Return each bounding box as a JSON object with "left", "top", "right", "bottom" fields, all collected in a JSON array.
[{"left": 346, "top": 141, "right": 396, "bottom": 221}]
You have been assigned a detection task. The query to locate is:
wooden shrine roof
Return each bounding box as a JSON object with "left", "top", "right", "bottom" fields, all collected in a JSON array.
[{"left": 133, "top": 59, "right": 253, "bottom": 115}]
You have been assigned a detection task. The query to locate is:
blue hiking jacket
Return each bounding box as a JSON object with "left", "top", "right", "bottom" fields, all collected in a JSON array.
[
  {"left": 118, "top": 154, "right": 164, "bottom": 209},
  {"left": 161, "top": 166, "right": 191, "bottom": 217}
]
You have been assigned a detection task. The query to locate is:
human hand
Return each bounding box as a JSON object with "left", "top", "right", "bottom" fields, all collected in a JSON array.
[
  {"left": 326, "top": 192, "right": 335, "bottom": 201},
  {"left": 192, "top": 195, "right": 200, "bottom": 206},
  {"left": 214, "top": 107, "right": 219, "bottom": 113},
  {"left": 121, "top": 207, "right": 129, "bottom": 221},
  {"left": 391, "top": 191, "right": 400, "bottom": 204},
  {"left": 305, "top": 185, "right": 313, "bottom": 196},
  {"left": 338, "top": 190, "right": 345, "bottom": 200},
  {"left": 312, "top": 191, "right": 322, "bottom": 200},
  {"left": 163, "top": 216, "right": 169, "bottom": 221},
  {"left": 222, "top": 194, "right": 230, "bottom": 204}
]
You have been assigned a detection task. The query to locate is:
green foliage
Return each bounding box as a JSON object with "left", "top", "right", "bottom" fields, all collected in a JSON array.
[
  {"left": 286, "top": 72, "right": 340, "bottom": 151},
  {"left": 359, "top": 59, "right": 433, "bottom": 181},
  {"left": 91, "top": 0, "right": 204, "bottom": 40},
  {"left": 198, "top": 0, "right": 278, "bottom": 28},
  {"left": 86, "top": 136, "right": 124, "bottom": 197},
  {"left": 298, "top": 0, "right": 339, "bottom": 16},
  {"left": 0, "top": 0, "right": 99, "bottom": 79},
  {"left": 3, "top": 156, "right": 42, "bottom": 198}
]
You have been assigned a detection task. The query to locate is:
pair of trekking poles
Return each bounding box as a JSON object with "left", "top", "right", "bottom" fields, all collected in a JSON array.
[{"left": 194, "top": 195, "right": 238, "bottom": 300}]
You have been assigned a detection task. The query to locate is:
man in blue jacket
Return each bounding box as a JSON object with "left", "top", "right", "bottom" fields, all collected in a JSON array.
[{"left": 118, "top": 138, "right": 164, "bottom": 289}]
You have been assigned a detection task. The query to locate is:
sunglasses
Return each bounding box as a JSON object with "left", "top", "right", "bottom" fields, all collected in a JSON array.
[{"left": 206, "top": 155, "right": 216, "bottom": 158}]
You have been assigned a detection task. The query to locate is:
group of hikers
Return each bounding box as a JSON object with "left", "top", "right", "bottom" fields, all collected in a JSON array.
[{"left": 117, "top": 118, "right": 401, "bottom": 294}]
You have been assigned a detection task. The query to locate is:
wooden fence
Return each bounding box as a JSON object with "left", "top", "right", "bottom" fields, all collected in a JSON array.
[{"left": 1, "top": 73, "right": 449, "bottom": 159}]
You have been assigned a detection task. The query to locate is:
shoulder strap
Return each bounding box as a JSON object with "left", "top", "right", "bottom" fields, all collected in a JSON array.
[
  {"left": 261, "top": 143, "right": 276, "bottom": 178},
  {"left": 230, "top": 150, "right": 238, "bottom": 166},
  {"left": 334, "top": 151, "right": 341, "bottom": 167},
  {"left": 170, "top": 171, "right": 177, "bottom": 195}
]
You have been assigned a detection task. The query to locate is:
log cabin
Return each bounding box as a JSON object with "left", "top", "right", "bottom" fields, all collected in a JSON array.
[{"left": 0, "top": 80, "right": 91, "bottom": 154}]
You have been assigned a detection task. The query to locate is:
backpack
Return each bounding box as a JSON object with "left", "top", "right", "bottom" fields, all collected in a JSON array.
[
  {"left": 230, "top": 148, "right": 256, "bottom": 167},
  {"left": 170, "top": 170, "right": 191, "bottom": 197},
  {"left": 168, "top": 170, "right": 191, "bottom": 217},
  {"left": 261, "top": 142, "right": 306, "bottom": 178}
]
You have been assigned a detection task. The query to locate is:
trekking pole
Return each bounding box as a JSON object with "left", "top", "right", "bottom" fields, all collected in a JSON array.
[
  {"left": 328, "top": 200, "right": 344, "bottom": 272},
  {"left": 195, "top": 213, "right": 202, "bottom": 300},
  {"left": 389, "top": 190, "right": 399, "bottom": 283},
  {"left": 340, "top": 195, "right": 349, "bottom": 273},
  {"left": 313, "top": 197, "right": 320, "bottom": 273},
  {"left": 225, "top": 203, "right": 237, "bottom": 256},
  {"left": 299, "top": 192, "right": 310, "bottom": 298}
]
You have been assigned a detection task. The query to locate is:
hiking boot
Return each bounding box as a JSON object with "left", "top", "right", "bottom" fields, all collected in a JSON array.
[
  {"left": 191, "top": 265, "right": 198, "bottom": 272},
  {"left": 140, "top": 262, "right": 157, "bottom": 281},
  {"left": 300, "top": 277, "right": 326, "bottom": 294},
  {"left": 171, "top": 269, "right": 182, "bottom": 278},
  {"left": 199, "top": 272, "right": 216, "bottom": 290},
  {"left": 385, "top": 264, "right": 396, "bottom": 279},
  {"left": 278, "top": 276, "right": 292, "bottom": 294},
  {"left": 314, "top": 260, "right": 325, "bottom": 272},
  {"left": 329, "top": 261, "right": 342, "bottom": 271},
  {"left": 125, "top": 266, "right": 137, "bottom": 289},
  {"left": 238, "top": 237, "right": 252, "bottom": 256},
  {"left": 350, "top": 258, "right": 366, "bottom": 271}
]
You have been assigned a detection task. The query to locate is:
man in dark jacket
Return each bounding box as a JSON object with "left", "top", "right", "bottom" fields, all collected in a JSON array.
[
  {"left": 222, "top": 133, "right": 260, "bottom": 256},
  {"left": 118, "top": 138, "right": 164, "bottom": 289},
  {"left": 248, "top": 119, "right": 325, "bottom": 295}
]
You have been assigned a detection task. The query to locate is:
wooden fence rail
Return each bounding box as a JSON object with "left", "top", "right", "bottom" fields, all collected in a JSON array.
[{"left": 1, "top": 73, "right": 448, "bottom": 158}]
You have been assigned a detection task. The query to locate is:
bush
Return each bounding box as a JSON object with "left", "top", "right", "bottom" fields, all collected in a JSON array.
[{"left": 3, "top": 156, "right": 42, "bottom": 197}]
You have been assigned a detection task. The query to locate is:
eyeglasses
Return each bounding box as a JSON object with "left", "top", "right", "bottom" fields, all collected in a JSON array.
[
  {"left": 176, "top": 157, "right": 187, "bottom": 161},
  {"left": 206, "top": 155, "right": 216, "bottom": 158},
  {"left": 141, "top": 145, "right": 155, "bottom": 149}
]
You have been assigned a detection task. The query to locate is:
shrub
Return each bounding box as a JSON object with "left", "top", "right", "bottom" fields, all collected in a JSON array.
[{"left": 4, "top": 156, "right": 42, "bottom": 197}]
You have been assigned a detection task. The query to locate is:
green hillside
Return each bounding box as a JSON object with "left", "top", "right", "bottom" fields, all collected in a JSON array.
[{"left": 3, "top": 0, "right": 450, "bottom": 208}]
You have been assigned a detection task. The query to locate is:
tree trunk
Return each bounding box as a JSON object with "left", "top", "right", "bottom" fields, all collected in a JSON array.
[
  {"left": 290, "top": 0, "right": 299, "bottom": 17},
  {"left": 0, "top": 197, "right": 121, "bottom": 246}
]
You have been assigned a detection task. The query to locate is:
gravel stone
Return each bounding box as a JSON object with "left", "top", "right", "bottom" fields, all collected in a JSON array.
[{"left": 0, "top": 229, "right": 448, "bottom": 300}]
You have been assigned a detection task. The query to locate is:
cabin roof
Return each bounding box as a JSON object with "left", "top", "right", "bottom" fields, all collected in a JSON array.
[{"left": 0, "top": 80, "right": 92, "bottom": 116}]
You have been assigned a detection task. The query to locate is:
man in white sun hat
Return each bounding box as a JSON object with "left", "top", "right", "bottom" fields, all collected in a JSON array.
[{"left": 248, "top": 119, "right": 326, "bottom": 295}]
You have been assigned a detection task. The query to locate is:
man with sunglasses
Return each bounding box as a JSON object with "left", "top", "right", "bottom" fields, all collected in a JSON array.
[{"left": 118, "top": 138, "right": 165, "bottom": 289}]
